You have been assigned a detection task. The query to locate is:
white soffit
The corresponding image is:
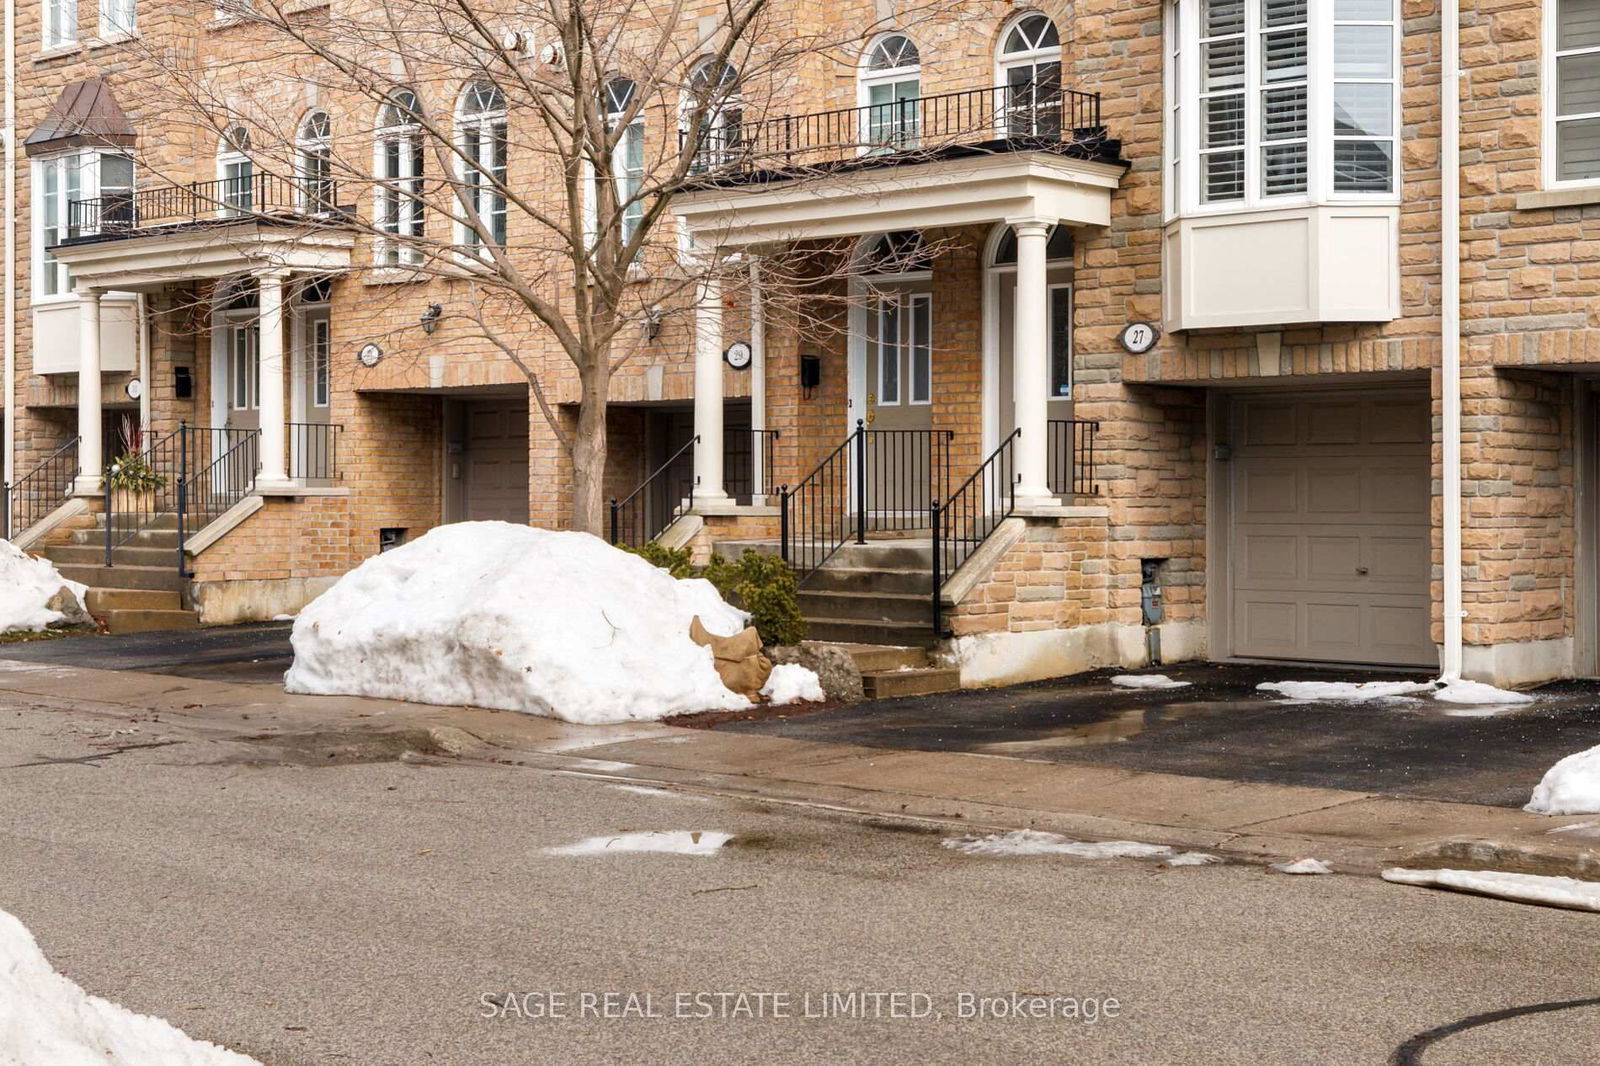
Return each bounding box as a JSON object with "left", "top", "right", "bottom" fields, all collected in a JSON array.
[
  {"left": 48, "top": 224, "right": 356, "bottom": 291},
  {"left": 674, "top": 152, "right": 1124, "bottom": 246}
]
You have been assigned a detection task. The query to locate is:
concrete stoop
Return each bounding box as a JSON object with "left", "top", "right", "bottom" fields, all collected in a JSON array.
[
  {"left": 39, "top": 513, "right": 199, "bottom": 634},
  {"left": 718, "top": 535, "right": 963, "bottom": 698}
]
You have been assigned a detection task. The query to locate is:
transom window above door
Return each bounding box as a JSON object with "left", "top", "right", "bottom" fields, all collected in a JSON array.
[{"left": 1166, "top": 0, "right": 1398, "bottom": 213}]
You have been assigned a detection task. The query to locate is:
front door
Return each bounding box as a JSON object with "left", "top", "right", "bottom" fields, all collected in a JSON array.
[
  {"left": 461, "top": 399, "right": 530, "bottom": 523},
  {"left": 997, "top": 278, "right": 1075, "bottom": 494},
  {"left": 293, "top": 310, "right": 333, "bottom": 482},
  {"left": 223, "top": 321, "right": 260, "bottom": 434},
  {"left": 864, "top": 289, "right": 935, "bottom": 522}
]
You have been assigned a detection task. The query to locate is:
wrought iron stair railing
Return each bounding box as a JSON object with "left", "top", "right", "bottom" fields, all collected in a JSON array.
[
  {"left": 3, "top": 436, "right": 79, "bottom": 542},
  {"left": 608, "top": 436, "right": 699, "bottom": 547},
  {"left": 1048, "top": 418, "right": 1100, "bottom": 496},
  {"left": 931, "top": 429, "right": 1020, "bottom": 636},
  {"left": 177, "top": 427, "right": 261, "bottom": 577}
]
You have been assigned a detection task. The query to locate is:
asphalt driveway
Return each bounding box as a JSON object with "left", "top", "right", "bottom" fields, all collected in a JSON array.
[
  {"left": 9, "top": 625, "right": 1600, "bottom": 810},
  {"left": 716, "top": 661, "right": 1600, "bottom": 809}
]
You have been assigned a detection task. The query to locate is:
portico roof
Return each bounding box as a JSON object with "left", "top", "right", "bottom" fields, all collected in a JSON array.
[
  {"left": 48, "top": 222, "right": 356, "bottom": 292},
  {"left": 673, "top": 151, "right": 1125, "bottom": 248}
]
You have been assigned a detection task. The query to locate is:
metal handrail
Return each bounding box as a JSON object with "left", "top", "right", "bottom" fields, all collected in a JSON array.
[
  {"left": 685, "top": 82, "right": 1104, "bottom": 174},
  {"left": 931, "top": 429, "right": 1021, "bottom": 636},
  {"left": 103, "top": 426, "right": 184, "bottom": 564},
  {"left": 1048, "top": 418, "right": 1100, "bottom": 496},
  {"left": 177, "top": 427, "right": 261, "bottom": 577},
  {"left": 3, "top": 436, "right": 79, "bottom": 541},
  {"left": 288, "top": 422, "right": 343, "bottom": 482},
  {"left": 608, "top": 435, "right": 699, "bottom": 546}
]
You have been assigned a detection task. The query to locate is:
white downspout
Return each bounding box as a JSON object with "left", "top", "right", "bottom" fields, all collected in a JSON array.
[
  {"left": 3, "top": 0, "right": 16, "bottom": 492},
  {"left": 136, "top": 293, "right": 150, "bottom": 432},
  {"left": 1440, "top": 0, "right": 1464, "bottom": 680},
  {"left": 748, "top": 257, "right": 766, "bottom": 501}
]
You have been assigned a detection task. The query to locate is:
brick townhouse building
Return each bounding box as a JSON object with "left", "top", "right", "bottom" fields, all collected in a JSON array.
[{"left": 0, "top": 0, "right": 1596, "bottom": 689}]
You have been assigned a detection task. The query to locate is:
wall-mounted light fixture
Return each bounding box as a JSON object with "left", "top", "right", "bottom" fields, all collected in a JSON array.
[
  {"left": 642, "top": 305, "right": 664, "bottom": 341},
  {"left": 420, "top": 302, "right": 443, "bottom": 334}
]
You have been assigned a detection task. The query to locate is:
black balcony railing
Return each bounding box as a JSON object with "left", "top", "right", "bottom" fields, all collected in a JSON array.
[
  {"left": 67, "top": 173, "right": 340, "bottom": 238},
  {"left": 686, "top": 83, "right": 1105, "bottom": 175},
  {"left": 2, "top": 436, "right": 79, "bottom": 542},
  {"left": 288, "top": 422, "right": 342, "bottom": 482},
  {"left": 1048, "top": 419, "right": 1100, "bottom": 496}
]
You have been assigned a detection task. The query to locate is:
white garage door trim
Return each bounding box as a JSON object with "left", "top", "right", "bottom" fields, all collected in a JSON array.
[{"left": 1226, "top": 388, "right": 1434, "bottom": 668}]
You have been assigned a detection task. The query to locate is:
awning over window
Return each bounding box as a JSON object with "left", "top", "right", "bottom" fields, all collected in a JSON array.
[{"left": 24, "top": 78, "right": 136, "bottom": 155}]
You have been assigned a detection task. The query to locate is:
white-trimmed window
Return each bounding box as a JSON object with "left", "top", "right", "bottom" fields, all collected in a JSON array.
[
  {"left": 99, "top": 0, "right": 134, "bottom": 37},
  {"left": 997, "top": 12, "right": 1062, "bottom": 138},
  {"left": 873, "top": 293, "right": 932, "bottom": 407},
  {"left": 1168, "top": 0, "right": 1397, "bottom": 213},
  {"left": 297, "top": 110, "right": 334, "bottom": 214},
  {"left": 1048, "top": 284, "right": 1073, "bottom": 398},
  {"left": 43, "top": 0, "right": 77, "bottom": 49},
  {"left": 33, "top": 152, "right": 133, "bottom": 298},
  {"left": 457, "top": 81, "right": 507, "bottom": 252},
  {"left": 311, "top": 317, "right": 330, "bottom": 408},
  {"left": 217, "top": 125, "right": 253, "bottom": 216},
  {"left": 230, "top": 324, "right": 259, "bottom": 410},
  {"left": 861, "top": 33, "right": 921, "bottom": 151},
  {"left": 685, "top": 58, "right": 741, "bottom": 172},
  {"left": 376, "top": 88, "right": 425, "bottom": 266},
  {"left": 1550, "top": 0, "right": 1600, "bottom": 185},
  {"left": 602, "top": 78, "right": 645, "bottom": 245}
]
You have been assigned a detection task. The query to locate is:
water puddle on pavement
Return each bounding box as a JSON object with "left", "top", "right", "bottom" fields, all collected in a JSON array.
[{"left": 972, "top": 700, "right": 1260, "bottom": 755}]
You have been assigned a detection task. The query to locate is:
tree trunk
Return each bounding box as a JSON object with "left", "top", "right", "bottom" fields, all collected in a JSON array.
[{"left": 569, "top": 359, "right": 610, "bottom": 535}]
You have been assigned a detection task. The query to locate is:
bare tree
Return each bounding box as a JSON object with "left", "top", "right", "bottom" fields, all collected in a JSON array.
[{"left": 122, "top": 0, "right": 972, "bottom": 531}]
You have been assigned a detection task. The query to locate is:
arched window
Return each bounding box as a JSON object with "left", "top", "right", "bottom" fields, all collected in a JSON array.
[
  {"left": 858, "top": 230, "right": 933, "bottom": 275},
  {"left": 297, "top": 110, "right": 334, "bottom": 214},
  {"left": 376, "top": 88, "right": 424, "bottom": 266},
  {"left": 457, "top": 81, "right": 507, "bottom": 252},
  {"left": 217, "top": 125, "right": 253, "bottom": 216},
  {"left": 991, "top": 224, "right": 1074, "bottom": 265},
  {"left": 860, "top": 33, "right": 921, "bottom": 152},
  {"left": 997, "top": 12, "right": 1062, "bottom": 138},
  {"left": 602, "top": 77, "right": 644, "bottom": 243},
  {"left": 686, "top": 58, "right": 741, "bottom": 171}
]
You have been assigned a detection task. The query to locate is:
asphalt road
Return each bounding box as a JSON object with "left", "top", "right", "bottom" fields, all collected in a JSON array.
[{"left": 2, "top": 697, "right": 1599, "bottom": 1065}]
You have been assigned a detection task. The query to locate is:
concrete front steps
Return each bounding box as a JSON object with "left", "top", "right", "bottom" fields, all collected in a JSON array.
[
  {"left": 38, "top": 515, "right": 199, "bottom": 634},
  {"left": 718, "top": 536, "right": 962, "bottom": 699}
]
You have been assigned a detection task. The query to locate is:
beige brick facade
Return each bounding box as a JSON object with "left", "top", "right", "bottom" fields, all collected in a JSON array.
[{"left": 6, "top": 1, "right": 1600, "bottom": 683}]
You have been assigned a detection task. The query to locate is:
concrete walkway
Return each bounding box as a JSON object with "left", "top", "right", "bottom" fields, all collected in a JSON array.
[{"left": 3, "top": 654, "right": 1598, "bottom": 880}]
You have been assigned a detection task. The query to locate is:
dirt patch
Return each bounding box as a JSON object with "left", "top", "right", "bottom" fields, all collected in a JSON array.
[
  {"left": 228, "top": 725, "right": 486, "bottom": 767},
  {"left": 664, "top": 700, "right": 845, "bottom": 731}
]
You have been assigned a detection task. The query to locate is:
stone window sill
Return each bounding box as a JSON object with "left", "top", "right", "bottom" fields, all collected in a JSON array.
[
  {"left": 1515, "top": 187, "right": 1600, "bottom": 211},
  {"left": 34, "top": 44, "right": 83, "bottom": 63}
]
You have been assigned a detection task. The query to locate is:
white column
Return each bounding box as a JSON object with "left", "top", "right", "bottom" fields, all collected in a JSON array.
[
  {"left": 256, "top": 270, "right": 290, "bottom": 487},
  {"left": 749, "top": 258, "right": 766, "bottom": 501},
  {"left": 692, "top": 273, "right": 728, "bottom": 505},
  {"left": 72, "top": 288, "right": 104, "bottom": 495},
  {"left": 1010, "top": 218, "right": 1055, "bottom": 505}
]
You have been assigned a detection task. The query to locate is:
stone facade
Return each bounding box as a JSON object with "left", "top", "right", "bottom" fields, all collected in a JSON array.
[{"left": 5, "top": 1, "right": 1600, "bottom": 683}]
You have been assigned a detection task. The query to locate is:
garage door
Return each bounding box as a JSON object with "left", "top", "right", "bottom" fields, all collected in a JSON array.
[
  {"left": 1230, "top": 391, "right": 1433, "bottom": 666},
  {"left": 463, "top": 400, "right": 530, "bottom": 523}
]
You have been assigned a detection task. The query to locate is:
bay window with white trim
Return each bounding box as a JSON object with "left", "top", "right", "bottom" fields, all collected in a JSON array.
[
  {"left": 1549, "top": 0, "right": 1600, "bottom": 186},
  {"left": 1167, "top": 0, "right": 1399, "bottom": 214}
]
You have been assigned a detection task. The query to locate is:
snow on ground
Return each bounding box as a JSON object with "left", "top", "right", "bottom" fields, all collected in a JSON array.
[
  {"left": 1548, "top": 820, "right": 1600, "bottom": 836},
  {"left": 942, "top": 830, "right": 1177, "bottom": 861},
  {"left": 1258, "top": 677, "right": 1533, "bottom": 708},
  {"left": 544, "top": 830, "right": 733, "bottom": 856},
  {"left": 607, "top": 784, "right": 706, "bottom": 802},
  {"left": 283, "top": 522, "right": 753, "bottom": 725},
  {"left": 0, "top": 907, "right": 260, "bottom": 1065},
  {"left": 1270, "top": 858, "right": 1333, "bottom": 875},
  {"left": 1110, "top": 674, "right": 1191, "bottom": 690},
  {"left": 1257, "top": 680, "right": 1435, "bottom": 703},
  {"left": 0, "top": 539, "right": 86, "bottom": 634},
  {"left": 761, "top": 664, "right": 825, "bottom": 705},
  {"left": 1526, "top": 744, "right": 1600, "bottom": 815},
  {"left": 1162, "top": 852, "right": 1223, "bottom": 867},
  {"left": 1383, "top": 867, "right": 1600, "bottom": 913}
]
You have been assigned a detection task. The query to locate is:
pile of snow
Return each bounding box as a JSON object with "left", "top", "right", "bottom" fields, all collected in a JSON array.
[
  {"left": 1383, "top": 867, "right": 1600, "bottom": 913},
  {"left": 761, "top": 664, "right": 825, "bottom": 705},
  {"left": 1270, "top": 858, "right": 1333, "bottom": 876},
  {"left": 0, "top": 907, "right": 260, "bottom": 1065},
  {"left": 1526, "top": 744, "right": 1600, "bottom": 815},
  {"left": 1111, "top": 674, "right": 1191, "bottom": 690},
  {"left": 1162, "top": 852, "right": 1223, "bottom": 867},
  {"left": 544, "top": 830, "right": 733, "bottom": 856},
  {"left": 1258, "top": 677, "right": 1533, "bottom": 707},
  {"left": 943, "top": 830, "right": 1177, "bottom": 861},
  {"left": 0, "top": 539, "right": 87, "bottom": 633},
  {"left": 283, "top": 523, "right": 753, "bottom": 724}
]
